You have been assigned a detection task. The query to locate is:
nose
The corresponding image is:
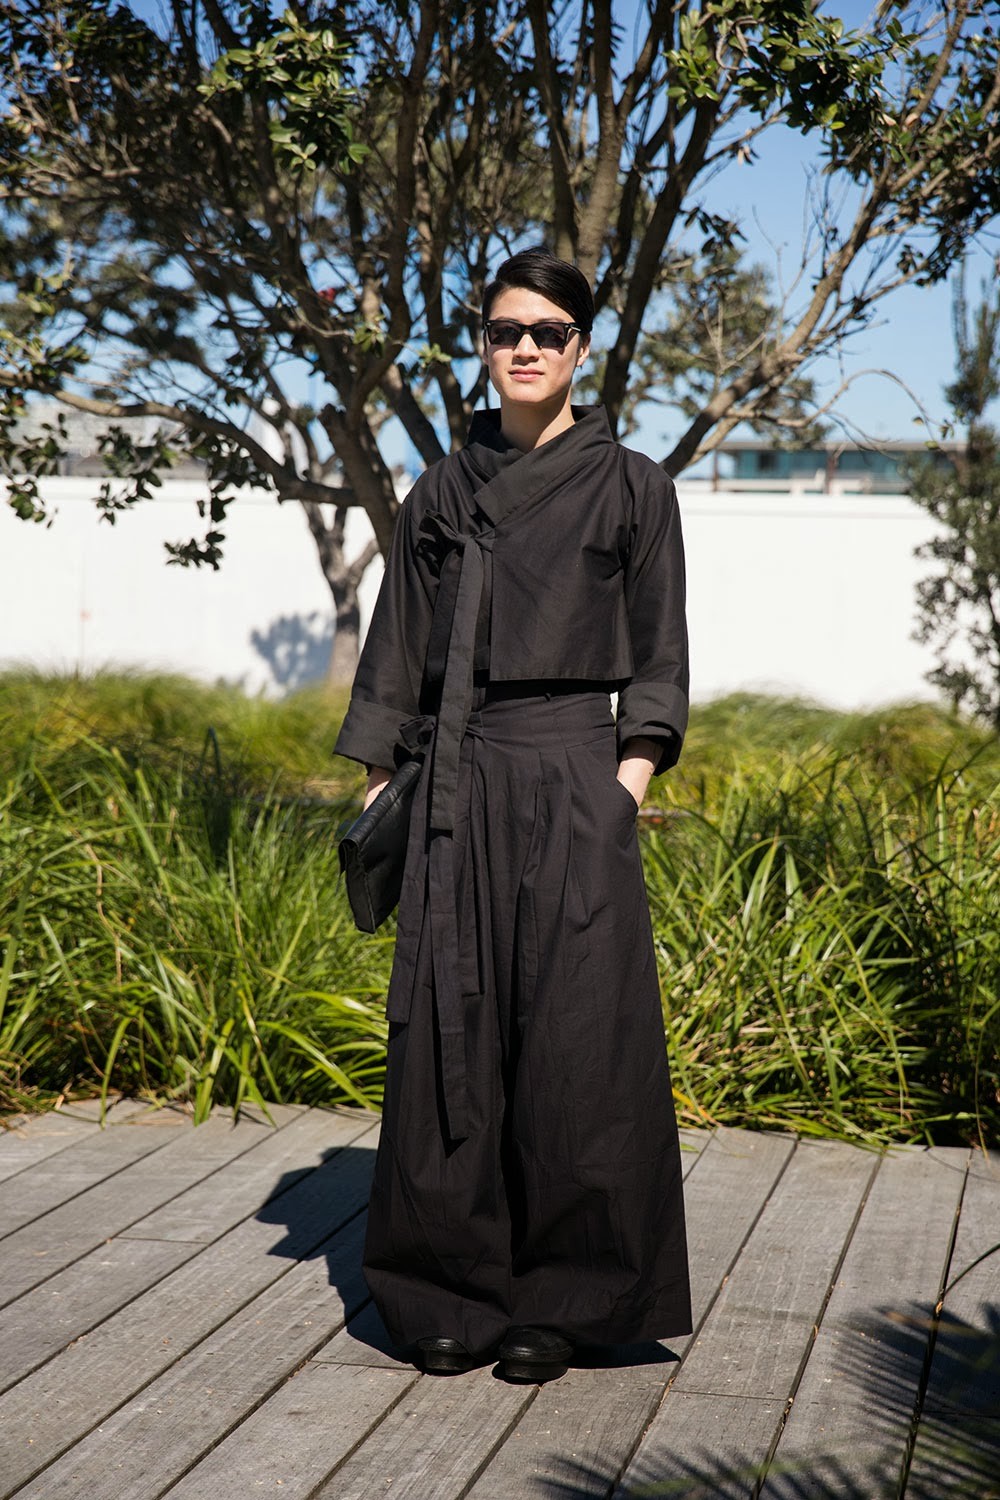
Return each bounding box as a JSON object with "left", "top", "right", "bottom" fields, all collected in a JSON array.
[{"left": 513, "top": 331, "right": 539, "bottom": 353}]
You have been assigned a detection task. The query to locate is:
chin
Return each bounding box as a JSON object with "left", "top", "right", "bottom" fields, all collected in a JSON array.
[{"left": 501, "top": 382, "right": 559, "bottom": 405}]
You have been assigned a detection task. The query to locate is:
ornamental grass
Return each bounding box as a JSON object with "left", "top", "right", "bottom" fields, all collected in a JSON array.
[{"left": 1, "top": 672, "right": 997, "bottom": 1144}]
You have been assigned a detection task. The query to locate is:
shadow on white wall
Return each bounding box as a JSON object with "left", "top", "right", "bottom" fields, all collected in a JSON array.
[{"left": 250, "top": 612, "right": 335, "bottom": 691}]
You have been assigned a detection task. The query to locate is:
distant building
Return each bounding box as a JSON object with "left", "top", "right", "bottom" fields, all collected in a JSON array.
[
  {"left": 8, "top": 401, "right": 206, "bottom": 479},
  {"left": 708, "top": 439, "right": 961, "bottom": 494}
]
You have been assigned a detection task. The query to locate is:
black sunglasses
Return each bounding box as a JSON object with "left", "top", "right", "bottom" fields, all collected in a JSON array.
[{"left": 484, "top": 318, "right": 582, "bottom": 352}]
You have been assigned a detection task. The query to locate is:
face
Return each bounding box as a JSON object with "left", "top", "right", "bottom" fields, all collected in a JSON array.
[{"left": 484, "top": 287, "right": 590, "bottom": 413}]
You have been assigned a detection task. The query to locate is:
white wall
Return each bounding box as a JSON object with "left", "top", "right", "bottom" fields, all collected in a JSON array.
[
  {"left": 1, "top": 475, "right": 945, "bottom": 709},
  {"left": 0, "top": 478, "right": 381, "bottom": 694},
  {"left": 681, "top": 484, "right": 943, "bottom": 708}
]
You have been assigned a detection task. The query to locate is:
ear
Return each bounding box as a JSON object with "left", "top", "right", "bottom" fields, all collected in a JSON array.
[{"left": 577, "top": 334, "right": 591, "bottom": 368}]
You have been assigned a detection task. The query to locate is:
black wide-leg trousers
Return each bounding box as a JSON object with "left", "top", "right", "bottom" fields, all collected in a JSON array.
[{"left": 363, "top": 690, "right": 692, "bottom": 1355}]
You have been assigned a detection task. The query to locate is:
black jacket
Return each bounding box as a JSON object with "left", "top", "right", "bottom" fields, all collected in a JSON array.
[{"left": 335, "top": 405, "right": 688, "bottom": 776}]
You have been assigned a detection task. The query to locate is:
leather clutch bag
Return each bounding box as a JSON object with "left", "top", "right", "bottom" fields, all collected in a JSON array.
[{"left": 338, "top": 758, "right": 423, "bottom": 933}]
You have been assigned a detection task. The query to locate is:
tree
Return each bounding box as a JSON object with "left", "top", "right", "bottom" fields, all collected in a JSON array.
[
  {"left": 909, "top": 269, "right": 1000, "bottom": 729},
  {"left": 2, "top": 0, "right": 999, "bottom": 680}
]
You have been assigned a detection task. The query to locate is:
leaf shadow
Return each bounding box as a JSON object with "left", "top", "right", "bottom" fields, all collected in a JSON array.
[
  {"left": 522, "top": 1301, "right": 1000, "bottom": 1499},
  {"left": 250, "top": 610, "right": 334, "bottom": 690}
]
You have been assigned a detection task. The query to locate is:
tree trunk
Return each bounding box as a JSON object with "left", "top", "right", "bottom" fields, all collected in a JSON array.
[
  {"left": 299, "top": 499, "right": 380, "bottom": 685},
  {"left": 328, "top": 582, "right": 362, "bottom": 685}
]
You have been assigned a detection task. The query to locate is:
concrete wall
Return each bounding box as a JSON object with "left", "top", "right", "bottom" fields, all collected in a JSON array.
[
  {"left": 1, "top": 473, "right": 944, "bottom": 709},
  {"left": 0, "top": 478, "right": 380, "bottom": 695},
  {"left": 680, "top": 483, "right": 942, "bottom": 708}
]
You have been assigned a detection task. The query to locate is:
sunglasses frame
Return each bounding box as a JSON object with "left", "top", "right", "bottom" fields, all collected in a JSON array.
[{"left": 483, "top": 318, "right": 583, "bottom": 352}]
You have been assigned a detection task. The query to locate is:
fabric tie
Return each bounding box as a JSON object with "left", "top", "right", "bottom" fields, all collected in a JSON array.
[{"left": 415, "top": 510, "right": 495, "bottom": 1143}]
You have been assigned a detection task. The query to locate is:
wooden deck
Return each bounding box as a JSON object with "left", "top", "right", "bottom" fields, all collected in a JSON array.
[{"left": 0, "top": 1101, "right": 996, "bottom": 1500}]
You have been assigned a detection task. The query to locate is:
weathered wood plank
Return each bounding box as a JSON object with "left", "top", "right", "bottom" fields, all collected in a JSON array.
[
  {"left": 0, "top": 1129, "right": 378, "bottom": 1498},
  {"left": 44, "top": 1098, "right": 158, "bottom": 1123},
  {"left": 678, "top": 1127, "right": 712, "bottom": 1161},
  {"left": 0, "top": 1113, "right": 98, "bottom": 1185},
  {"left": 920, "top": 1147, "right": 1000, "bottom": 1420},
  {"left": 905, "top": 1419, "right": 1000, "bottom": 1500},
  {"left": 682, "top": 1128, "right": 799, "bottom": 1333},
  {"left": 315, "top": 1296, "right": 411, "bottom": 1370},
  {"left": 619, "top": 1393, "right": 786, "bottom": 1499},
  {"left": 0, "top": 1236, "right": 200, "bottom": 1395},
  {"left": 8, "top": 1098, "right": 159, "bottom": 1131},
  {"left": 464, "top": 1127, "right": 797, "bottom": 1500},
  {"left": 0, "top": 1109, "right": 294, "bottom": 1304},
  {"left": 0, "top": 1114, "right": 977, "bottom": 1500},
  {"left": 311, "top": 1364, "right": 536, "bottom": 1500},
  {"left": 0, "top": 1106, "right": 192, "bottom": 1241},
  {"left": 612, "top": 1139, "right": 876, "bottom": 1499},
  {"left": 158, "top": 1363, "right": 418, "bottom": 1500},
  {"left": 12, "top": 1213, "right": 374, "bottom": 1500},
  {"left": 758, "top": 1145, "right": 970, "bottom": 1498},
  {"left": 467, "top": 1357, "right": 679, "bottom": 1500},
  {"left": 905, "top": 1147, "right": 1000, "bottom": 1500},
  {"left": 120, "top": 1106, "right": 378, "bottom": 1243},
  {"left": 672, "top": 1138, "right": 878, "bottom": 1397},
  {"left": 0, "top": 1109, "right": 370, "bottom": 1392}
]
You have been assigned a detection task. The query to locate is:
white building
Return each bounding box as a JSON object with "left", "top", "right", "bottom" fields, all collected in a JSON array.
[{"left": 0, "top": 421, "right": 949, "bottom": 709}]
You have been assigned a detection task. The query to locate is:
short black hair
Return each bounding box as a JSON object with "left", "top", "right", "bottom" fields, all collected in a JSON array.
[{"left": 482, "top": 246, "right": 594, "bottom": 334}]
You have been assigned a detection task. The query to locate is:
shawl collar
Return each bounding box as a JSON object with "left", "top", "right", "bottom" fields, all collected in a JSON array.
[{"left": 460, "top": 405, "right": 615, "bottom": 528}]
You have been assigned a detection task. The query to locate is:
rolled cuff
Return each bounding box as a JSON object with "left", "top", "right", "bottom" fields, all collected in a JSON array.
[
  {"left": 334, "top": 697, "right": 408, "bottom": 771},
  {"left": 616, "top": 681, "right": 689, "bottom": 774}
]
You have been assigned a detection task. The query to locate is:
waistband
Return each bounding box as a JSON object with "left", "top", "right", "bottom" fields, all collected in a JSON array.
[{"left": 467, "top": 687, "right": 614, "bottom": 746}]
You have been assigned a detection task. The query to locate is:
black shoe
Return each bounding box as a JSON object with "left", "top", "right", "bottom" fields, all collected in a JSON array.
[
  {"left": 415, "top": 1336, "right": 475, "bottom": 1375},
  {"left": 499, "top": 1326, "right": 573, "bottom": 1383}
]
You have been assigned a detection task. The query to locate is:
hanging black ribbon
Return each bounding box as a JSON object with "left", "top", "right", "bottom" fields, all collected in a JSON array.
[{"left": 415, "top": 510, "right": 495, "bottom": 1144}]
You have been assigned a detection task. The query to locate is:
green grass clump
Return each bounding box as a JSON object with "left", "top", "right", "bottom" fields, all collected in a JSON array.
[
  {"left": 0, "top": 739, "right": 391, "bottom": 1119},
  {"left": 0, "top": 668, "right": 354, "bottom": 797},
  {"left": 646, "top": 755, "right": 999, "bottom": 1145},
  {"left": 670, "top": 692, "right": 1000, "bottom": 812},
  {"left": 0, "top": 672, "right": 379, "bottom": 1118},
  {"left": 1, "top": 672, "right": 997, "bottom": 1144}
]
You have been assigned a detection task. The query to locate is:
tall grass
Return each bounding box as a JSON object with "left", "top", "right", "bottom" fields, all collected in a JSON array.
[
  {"left": 0, "top": 704, "right": 389, "bottom": 1119},
  {"left": 647, "top": 754, "right": 1000, "bottom": 1145},
  {"left": 1, "top": 672, "right": 997, "bottom": 1142},
  {"left": 0, "top": 668, "right": 353, "bottom": 795}
]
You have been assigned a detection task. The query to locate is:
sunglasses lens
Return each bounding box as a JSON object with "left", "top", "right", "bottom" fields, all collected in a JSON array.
[
  {"left": 532, "top": 323, "right": 568, "bottom": 350},
  {"left": 488, "top": 321, "right": 522, "bottom": 348}
]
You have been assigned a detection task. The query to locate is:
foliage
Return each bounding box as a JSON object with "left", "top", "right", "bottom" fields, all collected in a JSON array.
[
  {"left": 0, "top": 730, "right": 389, "bottom": 1122},
  {"left": 1, "top": 1, "right": 999, "bottom": 675},
  {"left": 908, "top": 271, "right": 1000, "bottom": 729},
  {"left": 0, "top": 668, "right": 352, "bottom": 795},
  {"left": 1, "top": 673, "right": 997, "bottom": 1146},
  {"left": 650, "top": 756, "right": 1000, "bottom": 1146}
]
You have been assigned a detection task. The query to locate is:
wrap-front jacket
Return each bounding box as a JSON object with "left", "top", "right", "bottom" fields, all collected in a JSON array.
[{"left": 335, "top": 405, "right": 688, "bottom": 779}]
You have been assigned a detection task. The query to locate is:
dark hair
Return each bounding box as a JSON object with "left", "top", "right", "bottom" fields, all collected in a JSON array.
[{"left": 482, "top": 246, "right": 594, "bottom": 334}]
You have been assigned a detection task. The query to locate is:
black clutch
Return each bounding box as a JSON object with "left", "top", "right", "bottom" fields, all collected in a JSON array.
[{"left": 338, "top": 758, "right": 424, "bottom": 933}]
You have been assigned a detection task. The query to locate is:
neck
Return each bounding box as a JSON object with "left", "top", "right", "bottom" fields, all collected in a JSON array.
[{"left": 499, "top": 398, "right": 576, "bottom": 452}]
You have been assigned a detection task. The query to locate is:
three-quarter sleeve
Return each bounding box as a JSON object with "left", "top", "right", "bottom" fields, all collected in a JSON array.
[
  {"left": 616, "top": 459, "right": 689, "bottom": 775},
  {"left": 334, "top": 481, "right": 436, "bottom": 770}
]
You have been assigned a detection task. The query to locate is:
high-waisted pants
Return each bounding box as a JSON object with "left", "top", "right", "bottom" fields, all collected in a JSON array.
[{"left": 363, "top": 689, "right": 692, "bottom": 1354}]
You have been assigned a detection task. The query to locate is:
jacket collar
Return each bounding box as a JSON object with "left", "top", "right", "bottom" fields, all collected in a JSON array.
[{"left": 464, "top": 404, "right": 613, "bottom": 482}]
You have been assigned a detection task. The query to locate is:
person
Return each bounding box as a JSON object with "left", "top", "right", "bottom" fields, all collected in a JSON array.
[{"left": 335, "top": 247, "right": 692, "bottom": 1384}]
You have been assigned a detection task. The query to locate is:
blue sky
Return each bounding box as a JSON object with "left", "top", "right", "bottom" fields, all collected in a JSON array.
[
  {"left": 619, "top": 0, "right": 1000, "bottom": 459},
  {"left": 635, "top": 143, "right": 998, "bottom": 458}
]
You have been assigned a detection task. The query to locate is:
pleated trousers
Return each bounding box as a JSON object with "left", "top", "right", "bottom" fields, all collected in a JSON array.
[{"left": 363, "top": 689, "right": 692, "bottom": 1355}]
